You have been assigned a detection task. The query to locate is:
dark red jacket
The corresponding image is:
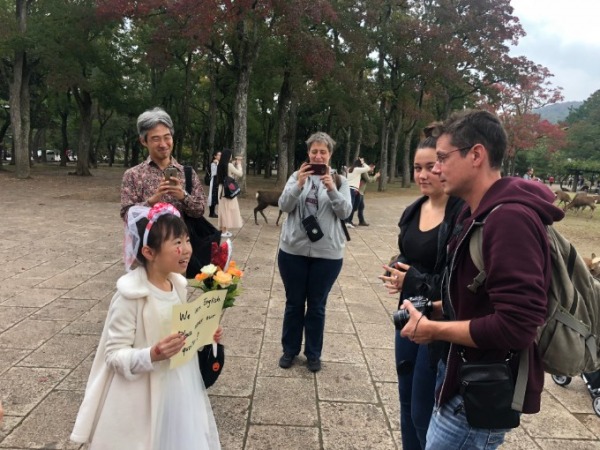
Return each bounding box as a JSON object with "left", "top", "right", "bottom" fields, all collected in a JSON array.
[{"left": 438, "top": 177, "right": 564, "bottom": 413}]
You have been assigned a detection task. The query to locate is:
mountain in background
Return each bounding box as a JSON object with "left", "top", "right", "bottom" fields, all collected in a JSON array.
[{"left": 534, "top": 101, "right": 583, "bottom": 123}]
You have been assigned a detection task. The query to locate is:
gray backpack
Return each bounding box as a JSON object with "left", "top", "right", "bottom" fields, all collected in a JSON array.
[{"left": 469, "top": 205, "right": 600, "bottom": 408}]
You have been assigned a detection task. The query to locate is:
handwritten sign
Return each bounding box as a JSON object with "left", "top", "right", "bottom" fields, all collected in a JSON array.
[{"left": 169, "top": 289, "right": 227, "bottom": 369}]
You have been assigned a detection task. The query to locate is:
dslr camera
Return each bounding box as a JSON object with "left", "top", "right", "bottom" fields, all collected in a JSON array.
[{"left": 393, "top": 296, "right": 433, "bottom": 331}]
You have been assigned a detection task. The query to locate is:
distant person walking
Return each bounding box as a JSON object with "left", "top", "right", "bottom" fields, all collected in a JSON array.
[
  {"left": 354, "top": 165, "right": 380, "bottom": 226},
  {"left": 217, "top": 149, "right": 243, "bottom": 238},
  {"left": 523, "top": 167, "right": 534, "bottom": 180},
  {"left": 345, "top": 158, "right": 371, "bottom": 228},
  {"left": 207, "top": 151, "right": 221, "bottom": 218}
]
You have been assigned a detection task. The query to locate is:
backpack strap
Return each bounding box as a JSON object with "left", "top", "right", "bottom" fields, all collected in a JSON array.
[
  {"left": 333, "top": 173, "right": 351, "bottom": 242},
  {"left": 466, "top": 205, "right": 502, "bottom": 293}
]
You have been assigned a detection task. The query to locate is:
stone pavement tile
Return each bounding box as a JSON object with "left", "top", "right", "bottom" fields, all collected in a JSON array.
[
  {"left": 336, "top": 274, "right": 370, "bottom": 289},
  {"left": 0, "top": 367, "right": 69, "bottom": 416},
  {"left": 236, "top": 289, "right": 270, "bottom": 309},
  {"left": 363, "top": 348, "right": 397, "bottom": 382},
  {"left": 325, "top": 294, "right": 347, "bottom": 312},
  {"left": 354, "top": 322, "right": 395, "bottom": 349},
  {"left": 209, "top": 396, "right": 250, "bottom": 450},
  {"left": 221, "top": 306, "right": 267, "bottom": 330},
  {"left": 1, "top": 287, "right": 67, "bottom": 308},
  {"left": 580, "top": 415, "right": 600, "bottom": 440},
  {"left": 0, "top": 278, "right": 40, "bottom": 301},
  {"left": 263, "top": 317, "right": 282, "bottom": 343},
  {"left": 500, "top": 425, "right": 539, "bottom": 449},
  {"left": 56, "top": 353, "right": 94, "bottom": 391},
  {"left": 521, "top": 393, "right": 596, "bottom": 439},
  {"left": 0, "top": 415, "right": 22, "bottom": 442},
  {"left": 11, "top": 255, "right": 79, "bottom": 279},
  {"left": 267, "top": 296, "right": 285, "bottom": 318},
  {"left": 321, "top": 332, "right": 365, "bottom": 365},
  {"left": 376, "top": 382, "right": 400, "bottom": 431},
  {"left": 346, "top": 301, "right": 390, "bottom": 325},
  {"left": 220, "top": 327, "right": 263, "bottom": 358},
  {"left": 544, "top": 374, "right": 592, "bottom": 414},
  {"left": 316, "top": 362, "right": 377, "bottom": 403},
  {"left": 31, "top": 299, "right": 96, "bottom": 322},
  {"left": 19, "top": 334, "right": 98, "bottom": 369},
  {"left": 37, "top": 262, "right": 113, "bottom": 289},
  {"left": 0, "top": 390, "right": 83, "bottom": 449},
  {"left": 242, "top": 276, "right": 274, "bottom": 291},
  {"left": 341, "top": 287, "right": 381, "bottom": 305},
  {"left": 208, "top": 356, "right": 258, "bottom": 397},
  {"left": 320, "top": 402, "right": 396, "bottom": 450},
  {"left": 534, "top": 439, "right": 600, "bottom": 449},
  {"left": 251, "top": 377, "right": 317, "bottom": 426},
  {"left": 0, "top": 319, "right": 68, "bottom": 350},
  {"left": 324, "top": 310, "right": 355, "bottom": 334},
  {"left": 60, "top": 309, "right": 106, "bottom": 336},
  {"left": 245, "top": 425, "right": 321, "bottom": 450},
  {"left": 257, "top": 341, "right": 312, "bottom": 379},
  {"left": 0, "top": 349, "right": 29, "bottom": 376},
  {"left": 60, "top": 279, "right": 117, "bottom": 300},
  {"left": 0, "top": 307, "right": 33, "bottom": 333}
]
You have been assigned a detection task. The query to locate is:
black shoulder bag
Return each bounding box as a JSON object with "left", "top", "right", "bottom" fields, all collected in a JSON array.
[{"left": 183, "top": 166, "right": 221, "bottom": 278}]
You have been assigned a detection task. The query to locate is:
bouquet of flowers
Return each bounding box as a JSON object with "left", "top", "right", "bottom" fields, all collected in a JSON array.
[{"left": 189, "top": 241, "right": 243, "bottom": 309}]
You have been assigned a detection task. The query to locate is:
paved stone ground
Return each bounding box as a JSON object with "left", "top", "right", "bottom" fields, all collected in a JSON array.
[{"left": 2, "top": 168, "right": 600, "bottom": 449}]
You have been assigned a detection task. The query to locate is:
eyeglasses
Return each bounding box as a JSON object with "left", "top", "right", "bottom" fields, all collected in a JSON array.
[{"left": 435, "top": 145, "right": 473, "bottom": 164}]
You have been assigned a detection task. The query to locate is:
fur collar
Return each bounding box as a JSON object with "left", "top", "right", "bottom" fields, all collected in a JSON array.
[{"left": 116, "top": 267, "right": 188, "bottom": 300}]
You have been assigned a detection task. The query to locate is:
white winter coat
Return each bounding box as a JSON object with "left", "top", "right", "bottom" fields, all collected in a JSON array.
[{"left": 70, "top": 267, "right": 188, "bottom": 450}]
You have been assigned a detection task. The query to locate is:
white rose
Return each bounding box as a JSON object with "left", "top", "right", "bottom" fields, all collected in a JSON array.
[{"left": 201, "top": 264, "right": 218, "bottom": 276}]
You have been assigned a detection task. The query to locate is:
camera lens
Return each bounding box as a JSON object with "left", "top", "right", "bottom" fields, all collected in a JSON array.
[{"left": 393, "top": 309, "right": 410, "bottom": 331}]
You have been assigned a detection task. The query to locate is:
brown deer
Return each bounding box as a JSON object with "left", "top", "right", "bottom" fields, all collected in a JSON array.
[
  {"left": 554, "top": 190, "right": 571, "bottom": 208},
  {"left": 583, "top": 253, "right": 600, "bottom": 278},
  {"left": 254, "top": 190, "right": 284, "bottom": 225},
  {"left": 564, "top": 193, "right": 596, "bottom": 218}
]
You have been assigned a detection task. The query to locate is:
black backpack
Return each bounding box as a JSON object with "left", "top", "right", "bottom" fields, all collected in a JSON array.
[{"left": 183, "top": 166, "right": 221, "bottom": 278}]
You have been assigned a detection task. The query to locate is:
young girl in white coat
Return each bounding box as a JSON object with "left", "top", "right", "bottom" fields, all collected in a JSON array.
[{"left": 71, "top": 203, "right": 222, "bottom": 450}]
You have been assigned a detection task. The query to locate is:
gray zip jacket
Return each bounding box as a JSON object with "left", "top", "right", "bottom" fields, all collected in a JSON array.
[{"left": 278, "top": 171, "right": 352, "bottom": 259}]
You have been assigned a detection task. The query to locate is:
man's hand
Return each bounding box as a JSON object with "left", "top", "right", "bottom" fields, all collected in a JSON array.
[
  {"left": 400, "top": 299, "right": 434, "bottom": 344},
  {"left": 148, "top": 179, "right": 186, "bottom": 205}
]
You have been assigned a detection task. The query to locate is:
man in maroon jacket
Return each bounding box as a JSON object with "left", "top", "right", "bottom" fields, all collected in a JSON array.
[{"left": 400, "top": 110, "right": 564, "bottom": 449}]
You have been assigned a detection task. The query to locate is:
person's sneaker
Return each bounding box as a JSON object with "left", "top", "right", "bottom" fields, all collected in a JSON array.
[
  {"left": 346, "top": 222, "right": 355, "bottom": 229},
  {"left": 358, "top": 222, "right": 370, "bottom": 226},
  {"left": 221, "top": 231, "right": 232, "bottom": 238},
  {"left": 307, "top": 358, "right": 321, "bottom": 372},
  {"left": 279, "top": 353, "right": 295, "bottom": 369}
]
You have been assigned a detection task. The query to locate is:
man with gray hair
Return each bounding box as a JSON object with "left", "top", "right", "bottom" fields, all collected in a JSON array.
[{"left": 120, "top": 107, "right": 205, "bottom": 220}]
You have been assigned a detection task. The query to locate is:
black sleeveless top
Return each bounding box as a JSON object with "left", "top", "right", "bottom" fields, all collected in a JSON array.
[{"left": 401, "top": 207, "right": 440, "bottom": 275}]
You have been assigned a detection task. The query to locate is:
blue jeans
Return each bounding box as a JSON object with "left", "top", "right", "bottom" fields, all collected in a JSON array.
[
  {"left": 278, "top": 250, "right": 343, "bottom": 359},
  {"left": 426, "top": 395, "right": 509, "bottom": 450},
  {"left": 346, "top": 189, "right": 361, "bottom": 223},
  {"left": 395, "top": 332, "right": 437, "bottom": 450}
]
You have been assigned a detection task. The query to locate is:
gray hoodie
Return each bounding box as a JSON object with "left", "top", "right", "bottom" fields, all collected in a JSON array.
[{"left": 278, "top": 171, "right": 352, "bottom": 259}]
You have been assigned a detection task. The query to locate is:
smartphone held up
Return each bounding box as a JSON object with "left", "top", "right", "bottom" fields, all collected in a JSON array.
[
  {"left": 163, "top": 167, "right": 179, "bottom": 185},
  {"left": 309, "top": 164, "right": 328, "bottom": 176}
]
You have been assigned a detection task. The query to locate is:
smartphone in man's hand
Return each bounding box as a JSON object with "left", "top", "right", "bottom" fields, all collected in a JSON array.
[{"left": 163, "top": 167, "right": 178, "bottom": 184}]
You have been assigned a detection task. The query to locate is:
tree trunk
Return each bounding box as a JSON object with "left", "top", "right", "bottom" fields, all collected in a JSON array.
[
  {"left": 377, "top": 104, "right": 389, "bottom": 192},
  {"left": 344, "top": 127, "right": 352, "bottom": 168},
  {"left": 208, "top": 59, "right": 218, "bottom": 155},
  {"left": 286, "top": 94, "right": 298, "bottom": 178},
  {"left": 401, "top": 129, "right": 414, "bottom": 188},
  {"left": 8, "top": 1, "right": 31, "bottom": 179},
  {"left": 275, "top": 69, "right": 291, "bottom": 187},
  {"left": 353, "top": 124, "right": 363, "bottom": 164},
  {"left": 72, "top": 88, "right": 93, "bottom": 176},
  {"left": 389, "top": 117, "right": 402, "bottom": 184}
]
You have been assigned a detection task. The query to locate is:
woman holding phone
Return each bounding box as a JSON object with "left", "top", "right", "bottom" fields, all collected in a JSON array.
[{"left": 277, "top": 132, "right": 352, "bottom": 372}]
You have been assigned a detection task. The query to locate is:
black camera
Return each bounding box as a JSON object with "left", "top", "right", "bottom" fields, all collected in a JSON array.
[
  {"left": 302, "top": 215, "right": 324, "bottom": 242},
  {"left": 393, "top": 296, "right": 433, "bottom": 331}
]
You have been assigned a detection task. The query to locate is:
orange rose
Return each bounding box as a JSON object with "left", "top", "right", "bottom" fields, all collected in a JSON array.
[
  {"left": 213, "top": 270, "right": 233, "bottom": 287},
  {"left": 227, "top": 267, "right": 243, "bottom": 278},
  {"left": 229, "top": 261, "right": 237, "bottom": 268},
  {"left": 195, "top": 272, "right": 210, "bottom": 281}
]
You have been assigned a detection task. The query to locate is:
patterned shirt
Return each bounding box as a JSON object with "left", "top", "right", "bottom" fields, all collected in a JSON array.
[{"left": 120, "top": 156, "right": 206, "bottom": 220}]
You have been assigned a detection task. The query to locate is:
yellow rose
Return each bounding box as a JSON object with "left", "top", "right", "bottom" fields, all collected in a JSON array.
[
  {"left": 201, "top": 264, "right": 218, "bottom": 276},
  {"left": 213, "top": 270, "right": 233, "bottom": 287}
]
